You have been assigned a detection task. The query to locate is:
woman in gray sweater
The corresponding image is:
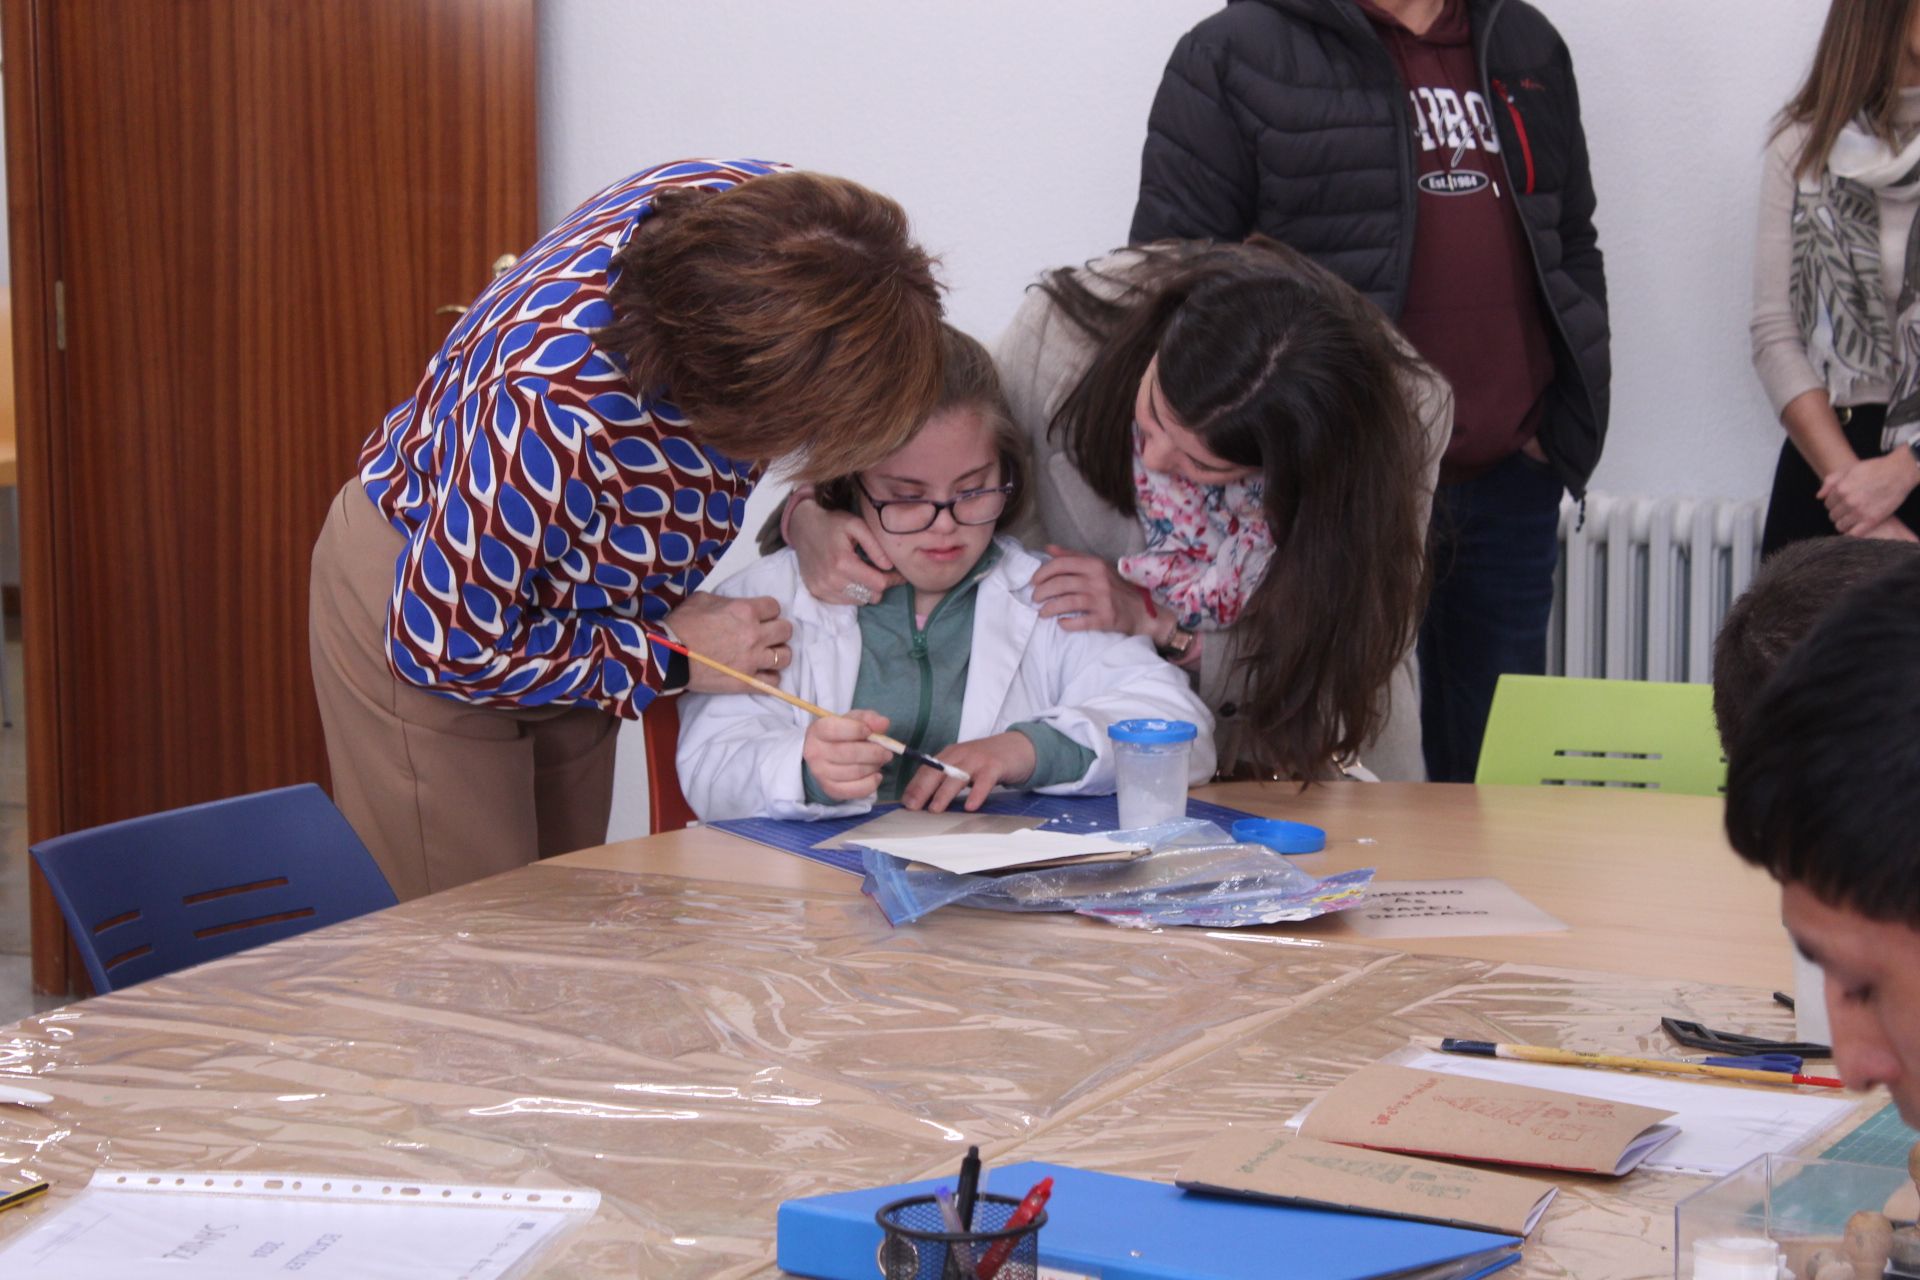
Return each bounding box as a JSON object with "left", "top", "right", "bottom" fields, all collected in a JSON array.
[
  {"left": 1752, "top": 0, "right": 1920, "bottom": 555},
  {"left": 987, "top": 240, "right": 1448, "bottom": 781}
]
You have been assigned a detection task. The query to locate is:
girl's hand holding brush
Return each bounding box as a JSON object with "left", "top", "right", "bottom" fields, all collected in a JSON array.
[{"left": 803, "top": 711, "right": 895, "bottom": 802}]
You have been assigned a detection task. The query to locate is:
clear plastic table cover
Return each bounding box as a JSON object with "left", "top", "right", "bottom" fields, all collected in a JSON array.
[{"left": 0, "top": 863, "right": 1851, "bottom": 1279}]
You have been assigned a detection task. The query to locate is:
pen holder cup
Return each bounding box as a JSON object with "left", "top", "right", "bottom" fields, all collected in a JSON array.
[{"left": 875, "top": 1193, "right": 1046, "bottom": 1280}]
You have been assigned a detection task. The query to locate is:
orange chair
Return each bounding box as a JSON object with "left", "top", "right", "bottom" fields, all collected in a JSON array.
[{"left": 640, "top": 695, "right": 697, "bottom": 833}]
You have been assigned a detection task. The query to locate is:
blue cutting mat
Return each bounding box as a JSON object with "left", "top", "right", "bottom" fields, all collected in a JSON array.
[
  {"left": 1820, "top": 1101, "right": 1920, "bottom": 1167},
  {"left": 710, "top": 792, "right": 1261, "bottom": 874}
]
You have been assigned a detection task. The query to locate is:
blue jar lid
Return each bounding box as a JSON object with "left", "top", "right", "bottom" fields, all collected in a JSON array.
[
  {"left": 1231, "top": 818, "right": 1327, "bottom": 854},
  {"left": 1106, "top": 718, "right": 1198, "bottom": 745}
]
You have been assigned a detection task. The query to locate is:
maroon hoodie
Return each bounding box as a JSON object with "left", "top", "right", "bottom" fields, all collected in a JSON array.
[{"left": 1355, "top": 0, "right": 1556, "bottom": 481}]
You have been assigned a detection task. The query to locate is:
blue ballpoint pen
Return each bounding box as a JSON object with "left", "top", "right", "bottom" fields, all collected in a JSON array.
[{"left": 933, "top": 1185, "right": 977, "bottom": 1277}]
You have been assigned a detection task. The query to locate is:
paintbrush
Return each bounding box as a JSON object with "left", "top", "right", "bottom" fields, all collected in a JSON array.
[
  {"left": 645, "top": 630, "right": 972, "bottom": 784},
  {"left": 1411, "top": 1035, "right": 1844, "bottom": 1088}
]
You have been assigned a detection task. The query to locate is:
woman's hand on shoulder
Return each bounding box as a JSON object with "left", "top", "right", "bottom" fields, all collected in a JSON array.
[
  {"left": 802, "top": 710, "right": 892, "bottom": 802},
  {"left": 1029, "top": 545, "right": 1158, "bottom": 638},
  {"left": 787, "top": 493, "right": 904, "bottom": 606},
  {"left": 664, "top": 592, "right": 793, "bottom": 691},
  {"left": 1819, "top": 452, "right": 1920, "bottom": 536},
  {"left": 901, "top": 732, "right": 1036, "bottom": 814}
]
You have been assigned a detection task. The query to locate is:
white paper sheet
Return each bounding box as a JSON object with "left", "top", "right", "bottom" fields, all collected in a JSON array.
[
  {"left": 1391, "top": 1049, "right": 1857, "bottom": 1175},
  {"left": 0, "top": 1170, "right": 599, "bottom": 1279},
  {"left": 849, "top": 828, "right": 1145, "bottom": 875},
  {"left": 1335, "top": 878, "right": 1568, "bottom": 940},
  {"left": 814, "top": 807, "right": 1042, "bottom": 851}
]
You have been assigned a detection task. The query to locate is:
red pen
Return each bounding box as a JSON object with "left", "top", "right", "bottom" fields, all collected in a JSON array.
[{"left": 975, "top": 1176, "right": 1052, "bottom": 1280}]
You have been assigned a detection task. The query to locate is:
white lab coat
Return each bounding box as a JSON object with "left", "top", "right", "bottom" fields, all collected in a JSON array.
[{"left": 676, "top": 537, "right": 1218, "bottom": 821}]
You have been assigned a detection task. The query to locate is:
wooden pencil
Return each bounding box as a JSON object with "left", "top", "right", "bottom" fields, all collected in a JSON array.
[{"left": 645, "top": 631, "right": 972, "bottom": 784}]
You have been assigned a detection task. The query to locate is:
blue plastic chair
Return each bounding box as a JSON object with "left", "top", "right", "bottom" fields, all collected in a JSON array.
[{"left": 31, "top": 783, "right": 399, "bottom": 993}]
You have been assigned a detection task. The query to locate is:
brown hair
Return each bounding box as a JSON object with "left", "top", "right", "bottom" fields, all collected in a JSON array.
[
  {"left": 761, "top": 325, "right": 1030, "bottom": 553},
  {"left": 1713, "top": 536, "right": 1920, "bottom": 747},
  {"left": 599, "top": 170, "right": 945, "bottom": 480},
  {"left": 1039, "top": 239, "right": 1435, "bottom": 780},
  {"left": 1777, "top": 0, "right": 1919, "bottom": 179}
]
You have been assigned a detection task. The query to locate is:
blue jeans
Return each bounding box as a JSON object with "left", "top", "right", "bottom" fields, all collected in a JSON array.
[{"left": 1417, "top": 451, "right": 1565, "bottom": 783}]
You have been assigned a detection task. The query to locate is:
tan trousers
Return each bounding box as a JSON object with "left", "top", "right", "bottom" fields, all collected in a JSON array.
[{"left": 308, "top": 482, "right": 618, "bottom": 901}]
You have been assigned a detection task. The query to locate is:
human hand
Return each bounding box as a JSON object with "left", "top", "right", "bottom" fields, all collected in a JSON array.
[
  {"left": 901, "top": 731, "right": 1036, "bottom": 813},
  {"left": 1029, "top": 545, "right": 1158, "bottom": 638},
  {"left": 802, "top": 710, "right": 893, "bottom": 802},
  {"left": 1819, "top": 452, "right": 1920, "bottom": 535},
  {"left": 787, "top": 494, "right": 904, "bottom": 606},
  {"left": 663, "top": 592, "right": 793, "bottom": 692},
  {"left": 1860, "top": 515, "right": 1920, "bottom": 542}
]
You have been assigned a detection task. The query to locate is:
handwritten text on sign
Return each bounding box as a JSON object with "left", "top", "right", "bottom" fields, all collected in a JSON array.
[{"left": 1338, "top": 878, "right": 1567, "bottom": 940}]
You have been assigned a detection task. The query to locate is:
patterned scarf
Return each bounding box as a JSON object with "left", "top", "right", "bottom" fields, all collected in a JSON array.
[
  {"left": 1791, "top": 119, "right": 1920, "bottom": 434},
  {"left": 1117, "top": 423, "right": 1272, "bottom": 631}
]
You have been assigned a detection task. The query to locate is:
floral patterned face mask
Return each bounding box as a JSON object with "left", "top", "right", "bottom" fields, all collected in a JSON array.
[{"left": 1117, "top": 422, "right": 1272, "bottom": 631}]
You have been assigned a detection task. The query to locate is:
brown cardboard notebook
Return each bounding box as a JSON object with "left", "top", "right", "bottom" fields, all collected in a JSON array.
[
  {"left": 1177, "top": 1132, "right": 1558, "bottom": 1237},
  {"left": 1297, "top": 1063, "right": 1680, "bottom": 1177}
]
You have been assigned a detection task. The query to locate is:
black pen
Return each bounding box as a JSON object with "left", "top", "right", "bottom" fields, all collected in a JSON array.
[{"left": 955, "top": 1144, "right": 981, "bottom": 1231}]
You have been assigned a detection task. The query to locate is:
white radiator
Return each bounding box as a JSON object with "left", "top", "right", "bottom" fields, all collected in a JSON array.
[{"left": 1548, "top": 492, "right": 1768, "bottom": 683}]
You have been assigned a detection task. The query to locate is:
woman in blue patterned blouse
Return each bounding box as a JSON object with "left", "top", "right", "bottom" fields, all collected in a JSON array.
[{"left": 310, "top": 160, "right": 944, "bottom": 900}]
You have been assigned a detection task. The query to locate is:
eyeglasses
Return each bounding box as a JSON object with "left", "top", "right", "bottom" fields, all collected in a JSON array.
[{"left": 853, "top": 476, "right": 1016, "bottom": 534}]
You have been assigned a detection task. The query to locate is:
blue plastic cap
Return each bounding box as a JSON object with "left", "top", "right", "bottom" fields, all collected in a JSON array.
[
  {"left": 1106, "top": 718, "right": 1198, "bottom": 745},
  {"left": 1231, "top": 818, "right": 1327, "bottom": 854}
]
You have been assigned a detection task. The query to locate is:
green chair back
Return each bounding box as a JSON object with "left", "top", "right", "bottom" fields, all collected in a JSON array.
[{"left": 1473, "top": 674, "right": 1727, "bottom": 796}]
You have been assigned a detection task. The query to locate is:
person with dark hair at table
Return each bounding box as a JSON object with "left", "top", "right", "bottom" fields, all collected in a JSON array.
[
  {"left": 1711, "top": 536, "right": 1920, "bottom": 748},
  {"left": 1130, "top": 0, "right": 1609, "bottom": 781},
  {"left": 1724, "top": 553, "right": 1920, "bottom": 1123}
]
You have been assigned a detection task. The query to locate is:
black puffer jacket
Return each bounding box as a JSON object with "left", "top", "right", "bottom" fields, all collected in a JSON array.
[{"left": 1131, "top": 0, "right": 1609, "bottom": 493}]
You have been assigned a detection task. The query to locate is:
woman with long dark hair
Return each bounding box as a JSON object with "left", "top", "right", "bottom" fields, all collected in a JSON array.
[
  {"left": 983, "top": 240, "right": 1443, "bottom": 781},
  {"left": 1754, "top": 0, "right": 1920, "bottom": 554}
]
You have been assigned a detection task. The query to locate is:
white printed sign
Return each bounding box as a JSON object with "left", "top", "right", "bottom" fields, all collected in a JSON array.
[{"left": 1337, "top": 878, "right": 1567, "bottom": 940}]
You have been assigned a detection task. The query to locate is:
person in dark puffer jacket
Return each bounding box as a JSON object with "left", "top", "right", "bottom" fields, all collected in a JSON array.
[{"left": 1131, "top": 0, "right": 1609, "bottom": 783}]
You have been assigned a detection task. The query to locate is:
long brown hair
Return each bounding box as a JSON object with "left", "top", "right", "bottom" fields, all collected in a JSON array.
[
  {"left": 761, "top": 325, "right": 1031, "bottom": 552},
  {"left": 1040, "top": 240, "right": 1434, "bottom": 779},
  {"left": 599, "top": 170, "right": 945, "bottom": 480},
  {"left": 1778, "top": 0, "right": 1919, "bottom": 179}
]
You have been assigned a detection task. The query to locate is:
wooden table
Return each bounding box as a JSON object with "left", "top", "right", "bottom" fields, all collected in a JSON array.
[
  {"left": 561, "top": 781, "right": 1793, "bottom": 991},
  {"left": 0, "top": 784, "right": 1840, "bottom": 1278}
]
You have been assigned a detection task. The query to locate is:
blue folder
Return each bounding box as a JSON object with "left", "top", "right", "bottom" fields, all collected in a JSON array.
[{"left": 777, "top": 1161, "right": 1522, "bottom": 1280}]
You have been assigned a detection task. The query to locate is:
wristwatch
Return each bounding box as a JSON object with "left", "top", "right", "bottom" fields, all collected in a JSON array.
[
  {"left": 655, "top": 624, "right": 692, "bottom": 694},
  {"left": 1156, "top": 625, "right": 1196, "bottom": 660}
]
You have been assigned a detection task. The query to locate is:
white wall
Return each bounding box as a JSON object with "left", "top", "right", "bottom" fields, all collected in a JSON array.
[
  {"left": 540, "top": 1, "right": 1216, "bottom": 357},
  {"left": 1542, "top": 0, "right": 1826, "bottom": 499},
  {"left": 537, "top": 0, "right": 1830, "bottom": 837}
]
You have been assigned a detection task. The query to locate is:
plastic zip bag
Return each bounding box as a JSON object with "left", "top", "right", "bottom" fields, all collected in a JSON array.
[{"left": 857, "top": 819, "right": 1374, "bottom": 928}]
